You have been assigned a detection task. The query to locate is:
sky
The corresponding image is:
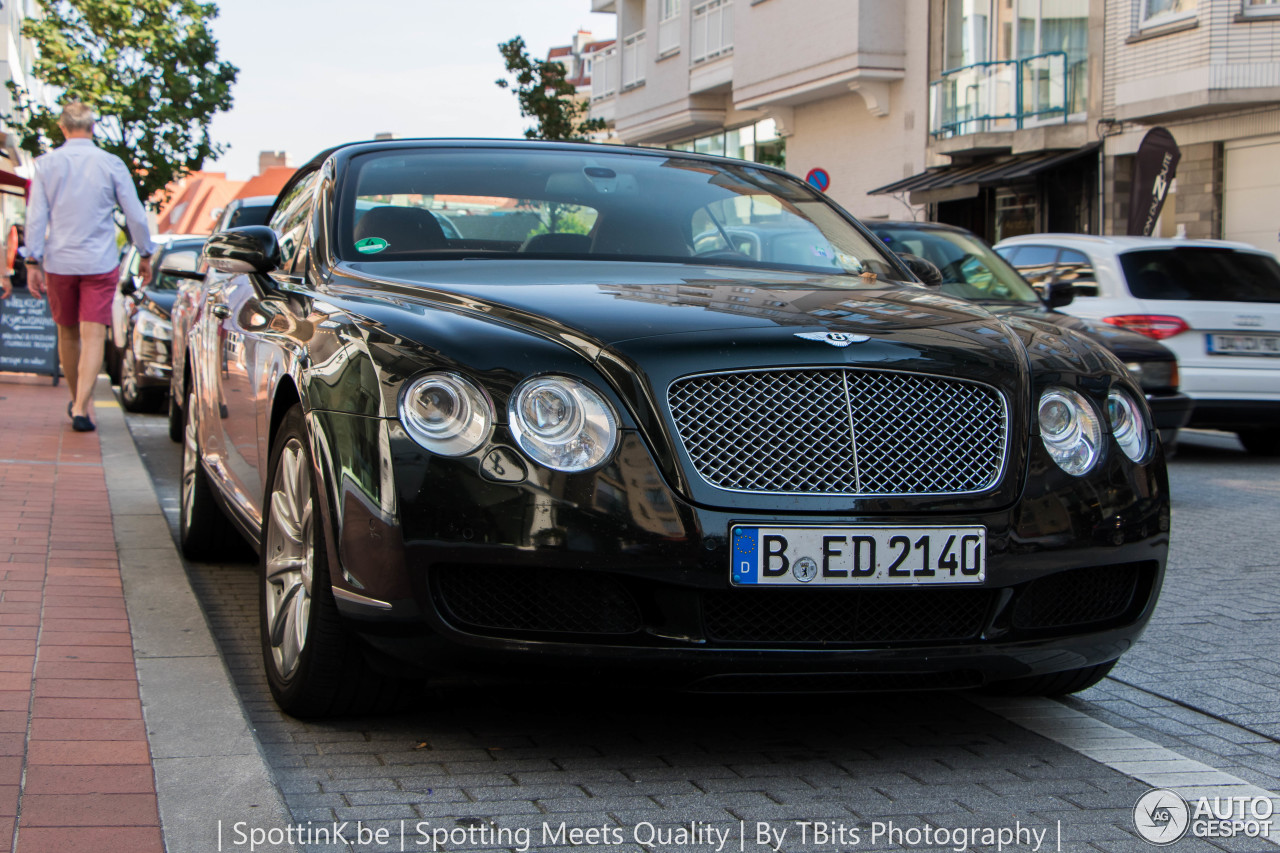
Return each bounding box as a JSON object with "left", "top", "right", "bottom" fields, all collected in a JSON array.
[{"left": 205, "top": 0, "right": 617, "bottom": 180}]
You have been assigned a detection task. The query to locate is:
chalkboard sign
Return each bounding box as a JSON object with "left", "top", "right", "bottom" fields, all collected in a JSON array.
[{"left": 0, "top": 292, "right": 60, "bottom": 379}]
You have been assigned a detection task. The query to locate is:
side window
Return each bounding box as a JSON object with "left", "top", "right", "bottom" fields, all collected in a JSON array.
[
  {"left": 269, "top": 172, "right": 319, "bottom": 273},
  {"left": 1056, "top": 249, "right": 1099, "bottom": 297},
  {"left": 1002, "top": 244, "right": 1060, "bottom": 296},
  {"left": 997, "top": 246, "right": 1023, "bottom": 265}
]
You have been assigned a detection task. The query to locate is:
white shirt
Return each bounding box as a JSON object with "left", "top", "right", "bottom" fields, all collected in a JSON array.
[{"left": 25, "top": 138, "right": 156, "bottom": 275}]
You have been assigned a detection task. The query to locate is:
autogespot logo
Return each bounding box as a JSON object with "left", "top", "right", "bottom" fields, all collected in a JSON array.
[{"left": 1135, "top": 789, "right": 1190, "bottom": 845}]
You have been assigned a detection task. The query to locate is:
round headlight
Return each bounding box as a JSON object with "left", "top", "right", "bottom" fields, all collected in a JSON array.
[
  {"left": 1107, "top": 388, "right": 1149, "bottom": 463},
  {"left": 509, "top": 376, "right": 618, "bottom": 472},
  {"left": 399, "top": 372, "right": 492, "bottom": 456},
  {"left": 1038, "top": 387, "right": 1102, "bottom": 476}
]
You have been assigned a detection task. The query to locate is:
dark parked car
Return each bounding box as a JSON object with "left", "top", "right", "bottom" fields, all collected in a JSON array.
[
  {"left": 168, "top": 196, "right": 279, "bottom": 442},
  {"left": 870, "top": 221, "right": 1193, "bottom": 446},
  {"left": 212, "top": 194, "right": 277, "bottom": 233},
  {"left": 108, "top": 235, "right": 207, "bottom": 412},
  {"left": 177, "top": 140, "right": 1169, "bottom": 717}
]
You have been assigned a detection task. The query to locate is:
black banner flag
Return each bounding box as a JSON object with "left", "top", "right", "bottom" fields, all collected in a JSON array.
[{"left": 1127, "top": 127, "right": 1181, "bottom": 237}]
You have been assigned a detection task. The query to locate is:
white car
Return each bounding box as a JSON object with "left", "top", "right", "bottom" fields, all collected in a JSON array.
[{"left": 995, "top": 234, "right": 1280, "bottom": 455}]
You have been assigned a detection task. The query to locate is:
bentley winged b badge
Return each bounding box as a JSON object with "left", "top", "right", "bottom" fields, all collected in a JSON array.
[{"left": 794, "top": 331, "right": 871, "bottom": 347}]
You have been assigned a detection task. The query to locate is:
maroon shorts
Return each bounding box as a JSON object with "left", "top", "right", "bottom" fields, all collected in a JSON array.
[{"left": 45, "top": 268, "right": 120, "bottom": 327}]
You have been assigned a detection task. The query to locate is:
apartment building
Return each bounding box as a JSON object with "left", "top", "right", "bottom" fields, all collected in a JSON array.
[
  {"left": 1100, "top": 0, "right": 1280, "bottom": 258},
  {"left": 0, "top": 0, "right": 46, "bottom": 228},
  {"left": 585, "top": 0, "right": 931, "bottom": 218},
  {"left": 871, "top": 0, "right": 1102, "bottom": 243}
]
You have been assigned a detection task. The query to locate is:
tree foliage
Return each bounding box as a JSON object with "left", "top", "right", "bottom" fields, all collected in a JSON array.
[
  {"left": 8, "top": 0, "right": 239, "bottom": 203},
  {"left": 495, "top": 36, "right": 606, "bottom": 142}
]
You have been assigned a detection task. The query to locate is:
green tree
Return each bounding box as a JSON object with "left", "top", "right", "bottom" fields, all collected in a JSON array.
[
  {"left": 495, "top": 36, "right": 606, "bottom": 142},
  {"left": 7, "top": 0, "right": 238, "bottom": 204}
]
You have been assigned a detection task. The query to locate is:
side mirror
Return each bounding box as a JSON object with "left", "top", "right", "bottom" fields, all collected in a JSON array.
[
  {"left": 1045, "top": 279, "right": 1076, "bottom": 309},
  {"left": 120, "top": 276, "right": 138, "bottom": 297},
  {"left": 897, "top": 253, "right": 944, "bottom": 287},
  {"left": 203, "top": 225, "right": 281, "bottom": 275}
]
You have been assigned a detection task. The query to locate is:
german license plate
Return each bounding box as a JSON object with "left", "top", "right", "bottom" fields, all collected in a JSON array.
[
  {"left": 731, "top": 525, "right": 986, "bottom": 586},
  {"left": 1207, "top": 333, "right": 1280, "bottom": 357}
]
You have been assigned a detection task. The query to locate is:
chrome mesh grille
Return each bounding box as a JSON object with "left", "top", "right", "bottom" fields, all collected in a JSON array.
[{"left": 667, "top": 368, "right": 1007, "bottom": 496}]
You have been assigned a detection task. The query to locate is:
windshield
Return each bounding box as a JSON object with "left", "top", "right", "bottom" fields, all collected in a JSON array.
[
  {"left": 870, "top": 225, "right": 1041, "bottom": 304},
  {"left": 337, "top": 148, "right": 909, "bottom": 280},
  {"left": 1119, "top": 248, "right": 1280, "bottom": 303}
]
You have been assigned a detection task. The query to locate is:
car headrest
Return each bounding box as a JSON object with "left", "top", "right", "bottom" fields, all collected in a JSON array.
[
  {"left": 520, "top": 233, "right": 592, "bottom": 254},
  {"left": 353, "top": 206, "right": 447, "bottom": 254},
  {"left": 590, "top": 216, "right": 690, "bottom": 258}
]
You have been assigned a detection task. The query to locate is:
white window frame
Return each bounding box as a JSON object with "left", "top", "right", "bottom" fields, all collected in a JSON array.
[
  {"left": 691, "top": 0, "right": 734, "bottom": 64},
  {"left": 1241, "top": 0, "right": 1280, "bottom": 17},
  {"left": 1139, "top": 0, "right": 1197, "bottom": 29},
  {"left": 658, "top": 0, "right": 681, "bottom": 56}
]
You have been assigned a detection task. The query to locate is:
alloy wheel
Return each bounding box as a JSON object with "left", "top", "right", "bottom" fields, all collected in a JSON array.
[
  {"left": 263, "top": 438, "right": 314, "bottom": 680},
  {"left": 121, "top": 350, "right": 140, "bottom": 406},
  {"left": 180, "top": 391, "right": 200, "bottom": 534}
]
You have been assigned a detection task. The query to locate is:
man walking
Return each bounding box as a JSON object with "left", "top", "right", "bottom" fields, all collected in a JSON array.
[{"left": 25, "top": 102, "right": 155, "bottom": 432}]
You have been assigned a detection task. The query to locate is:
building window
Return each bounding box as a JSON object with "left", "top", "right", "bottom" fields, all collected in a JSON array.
[
  {"left": 658, "top": 0, "right": 681, "bottom": 56},
  {"left": 1141, "top": 0, "right": 1196, "bottom": 27},
  {"left": 691, "top": 0, "right": 734, "bottom": 63},
  {"left": 936, "top": 0, "right": 1087, "bottom": 135},
  {"left": 1242, "top": 0, "right": 1280, "bottom": 15},
  {"left": 667, "top": 118, "right": 785, "bottom": 168}
]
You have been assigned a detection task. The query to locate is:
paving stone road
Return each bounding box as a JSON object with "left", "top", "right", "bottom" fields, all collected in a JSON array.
[{"left": 122, "top": 414, "right": 1280, "bottom": 853}]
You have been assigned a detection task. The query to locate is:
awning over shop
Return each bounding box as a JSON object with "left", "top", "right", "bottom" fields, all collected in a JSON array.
[
  {"left": 869, "top": 143, "right": 1101, "bottom": 205},
  {"left": 0, "top": 150, "right": 29, "bottom": 197}
]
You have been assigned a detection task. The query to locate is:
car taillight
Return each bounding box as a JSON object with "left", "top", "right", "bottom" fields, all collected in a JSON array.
[{"left": 1102, "top": 315, "right": 1190, "bottom": 340}]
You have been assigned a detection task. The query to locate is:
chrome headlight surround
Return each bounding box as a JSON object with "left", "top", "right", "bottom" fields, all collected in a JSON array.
[
  {"left": 1107, "top": 388, "right": 1149, "bottom": 463},
  {"left": 399, "top": 372, "right": 493, "bottom": 456},
  {"left": 1038, "top": 387, "right": 1103, "bottom": 476},
  {"left": 509, "top": 375, "right": 619, "bottom": 472},
  {"left": 134, "top": 309, "right": 172, "bottom": 342}
]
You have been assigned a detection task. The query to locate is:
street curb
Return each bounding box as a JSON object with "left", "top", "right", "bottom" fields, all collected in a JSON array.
[{"left": 96, "top": 386, "right": 299, "bottom": 853}]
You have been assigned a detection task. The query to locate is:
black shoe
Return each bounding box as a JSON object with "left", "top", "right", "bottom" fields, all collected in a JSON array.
[
  {"left": 67, "top": 401, "right": 73, "bottom": 420},
  {"left": 71, "top": 415, "right": 95, "bottom": 432}
]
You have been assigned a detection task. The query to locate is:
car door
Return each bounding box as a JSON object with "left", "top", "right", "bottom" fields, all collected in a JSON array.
[{"left": 205, "top": 173, "right": 318, "bottom": 528}]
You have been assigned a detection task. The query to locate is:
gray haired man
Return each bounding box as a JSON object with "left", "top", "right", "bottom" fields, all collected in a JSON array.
[{"left": 25, "top": 102, "right": 156, "bottom": 432}]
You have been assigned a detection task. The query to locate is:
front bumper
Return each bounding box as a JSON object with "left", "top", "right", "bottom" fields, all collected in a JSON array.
[
  {"left": 312, "top": 414, "right": 1170, "bottom": 689},
  {"left": 1186, "top": 399, "right": 1280, "bottom": 431}
]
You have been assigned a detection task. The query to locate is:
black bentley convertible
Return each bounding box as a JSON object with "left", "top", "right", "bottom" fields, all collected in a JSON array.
[{"left": 176, "top": 140, "right": 1170, "bottom": 717}]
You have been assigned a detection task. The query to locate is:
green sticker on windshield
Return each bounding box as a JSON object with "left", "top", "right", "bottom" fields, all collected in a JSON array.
[{"left": 355, "top": 237, "right": 388, "bottom": 254}]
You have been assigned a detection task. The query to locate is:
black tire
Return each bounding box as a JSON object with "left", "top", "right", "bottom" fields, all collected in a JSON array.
[
  {"left": 104, "top": 337, "right": 122, "bottom": 386},
  {"left": 120, "top": 349, "right": 163, "bottom": 413},
  {"left": 167, "top": 384, "right": 184, "bottom": 443},
  {"left": 983, "top": 660, "right": 1117, "bottom": 697},
  {"left": 1237, "top": 429, "right": 1280, "bottom": 457},
  {"left": 260, "top": 405, "right": 402, "bottom": 718},
  {"left": 179, "top": 390, "right": 238, "bottom": 561}
]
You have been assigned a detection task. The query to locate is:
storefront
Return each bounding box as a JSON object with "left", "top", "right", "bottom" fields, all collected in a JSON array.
[{"left": 869, "top": 143, "right": 1099, "bottom": 243}]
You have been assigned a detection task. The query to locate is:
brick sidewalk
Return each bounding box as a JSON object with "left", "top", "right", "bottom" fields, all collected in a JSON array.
[{"left": 0, "top": 374, "right": 163, "bottom": 852}]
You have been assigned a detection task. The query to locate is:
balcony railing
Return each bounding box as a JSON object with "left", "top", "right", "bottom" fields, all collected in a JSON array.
[
  {"left": 691, "top": 0, "right": 733, "bottom": 64},
  {"left": 621, "top": 30, "right": 646, "bottom": 89},
  {"left": 590, "top": 45, "right": 618, "bottom": 100},
  {"left": 930, "top": 51, "right": 1083, "bottom": 138}
]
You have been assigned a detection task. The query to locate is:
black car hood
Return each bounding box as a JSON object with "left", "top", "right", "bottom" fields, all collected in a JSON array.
[
  {"left": 328, "top": 260, "right": 1139, "bottom": 513},
  {"left": 342, "top": 259, "right": 1008, "bottom": 348}
]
